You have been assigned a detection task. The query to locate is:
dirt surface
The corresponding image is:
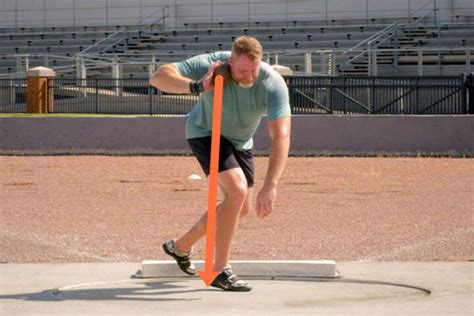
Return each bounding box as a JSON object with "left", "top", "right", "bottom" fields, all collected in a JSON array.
[{"left": 0, "top": 156, "right": 473, "bottom": 263}]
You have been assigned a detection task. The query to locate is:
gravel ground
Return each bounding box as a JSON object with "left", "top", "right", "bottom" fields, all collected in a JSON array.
[{"left": 0, "top": 156, "right": 473, "bottom": 263}]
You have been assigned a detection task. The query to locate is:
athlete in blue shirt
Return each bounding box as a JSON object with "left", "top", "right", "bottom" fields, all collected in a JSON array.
[{"left": 150, "top": 36, "right": 291, "bottom": 291}]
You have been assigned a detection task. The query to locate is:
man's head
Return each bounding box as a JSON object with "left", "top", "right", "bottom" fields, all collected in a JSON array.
[{"left": 229, "top": 36, "right": 263, "bottom": 88}]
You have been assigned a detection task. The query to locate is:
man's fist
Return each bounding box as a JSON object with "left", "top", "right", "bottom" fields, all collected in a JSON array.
[{"left": 212, "top": 63, "right": 234, "bottom": 85}]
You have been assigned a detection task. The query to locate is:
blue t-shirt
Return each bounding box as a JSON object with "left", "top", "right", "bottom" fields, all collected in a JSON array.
[{"left": 173, "top": 51, "right": 291, "bottom": 151}]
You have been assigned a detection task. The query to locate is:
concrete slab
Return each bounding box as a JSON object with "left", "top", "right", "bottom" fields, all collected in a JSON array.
[
  {"left": 0, "top": 262, "right": 472, "bottom": 315},
  {"left": 137, "top": 260, "right": 339, "bottom": 278}
]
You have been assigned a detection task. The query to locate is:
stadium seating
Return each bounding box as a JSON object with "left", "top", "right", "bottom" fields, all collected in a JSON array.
[{"left": 0, "top": 21, "right": 473, "bottom": 78}]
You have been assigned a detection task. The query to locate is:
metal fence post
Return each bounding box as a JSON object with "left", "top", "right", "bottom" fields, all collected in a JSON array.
[
  {"left": 331, "top": 51, "right": 336, "bottom": 75},
  {"left": 25, "top": 56, "right": 29, "bottom": 74},
  {"left": 105, "top": 0, "right": 109, "bottom": 30},
  {"left": 95, "top": 77, "right": 99, "bottom": 113},
  {"left": 16, "top": 56, "right": 22, "bottom": 78},
  {"left": 461, "top": 74, "right": 467, "bottom": 114},
  {"left": 325, "top": 51, "right": 336, "bottom": 76},
  {"left": 415, "top": 77, "right": 420, "bottom": 114},
  {"left": 76, "top": 56, "right": 87, "bottom": 98},
  {"left": 438, "top": 49, "right": 442, "bottom": 76},
  {"left": 305, "top": 52, "right": 312, "bottom": 74},
  {"left": 371, "top": 77, "right": 375, "bottom": 113},
  {"left": 468, "top": 75, "right": 474, "bottom": 114},
  {"left": 149, "top": 85, "right": 153, "bottom": 115},
  {"left": 372, "top": 49, "right": 378, "bottom": 76},
  {"left": 408, "top": 0, "right": 412, "bottom": 25},
  {"left": 325, "top": 0, "right": 328, "bottom": 25},
  {"left": 148, "top": 56, "right": 156, "bottom": 78},
  {"left": 368, "top": 42, "right": 373, "bottom": 76},
  {"left": 343, "top": 77, "right": 347, "bottom": 113},
  {"left": 112, "top": 58, "right": 122, "bottom": 97},
  {"left": 328, "top": 77, "right": 333, "bottom": 114},
  {"left": 466, "top": 48, "right": 471, "bottom": 74},
  {"left": 418, "top": 50, "right": 423, "bottom": 76},
  {"left": 9, "top": 79, "right": 15, "bottom": 106},
  {"left": 321, "top": 51, "right": 327, "bottom": 74},
  {"left": 394, "top": 26, "right": 399, "bottom": 75}
]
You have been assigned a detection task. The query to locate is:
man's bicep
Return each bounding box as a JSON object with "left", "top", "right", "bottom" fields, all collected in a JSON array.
[{"left": 173, "top": 54, "right": 209, "bottom": 80}]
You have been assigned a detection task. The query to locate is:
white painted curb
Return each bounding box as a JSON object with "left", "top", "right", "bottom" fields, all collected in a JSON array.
[{"left": 135, "top": 260, "right": 339, "bottom": 278}]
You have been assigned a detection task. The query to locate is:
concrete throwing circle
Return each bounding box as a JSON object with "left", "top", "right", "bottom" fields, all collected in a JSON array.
[{"left": 51, "top": 277, "right": 430, "bottom": 309}]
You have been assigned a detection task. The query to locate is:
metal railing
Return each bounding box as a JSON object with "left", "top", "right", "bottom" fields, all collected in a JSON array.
[
  {"left": 341, "top": 22, "right": 399, "bottom": 75},
  {"left": 467, "top": 74, "right": 474, "bottom": 114},
  {"left": 48, "top": 78, "right": 197, "bottom": 115},
  {"left": 76, "top": 29, "right": 128, "bottom": 56},
  {"left": 138, "top": 6, "right": 170, "bottom": 31},
  {"left": 409, "top": 0, "right": 440, "bottom": 26},
  {"left": 74, "top": 6, "right": 170, "bottom": 58},
  {"left": 0, "top": 79, "right": 27, "bottom": 113},
  {"left": 287, "top": 75, "right": 469, "bottom": 114},
  {"left": 1, "top": 44, "right": 472, "bottom": 80},
  {"left": 2, "top": 75, "right": 470, "bottom": 115}
]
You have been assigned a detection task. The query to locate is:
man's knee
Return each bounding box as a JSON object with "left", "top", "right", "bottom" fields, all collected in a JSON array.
[
  {"left": 223, "top": 177, "right": 248, "bottom": 207},
  {"left": 229, "top": 180, "right": 248, "bottom": 203}
]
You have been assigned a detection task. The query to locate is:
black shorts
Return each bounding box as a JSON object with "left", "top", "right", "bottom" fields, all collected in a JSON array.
[{"left": 187, "top": 136, "right": 255, "bottom": 187}]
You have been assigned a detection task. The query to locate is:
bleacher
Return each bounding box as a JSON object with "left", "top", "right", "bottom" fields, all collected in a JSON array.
[{"left": 0, "top": 20, "right": 473, "bottom": 78}]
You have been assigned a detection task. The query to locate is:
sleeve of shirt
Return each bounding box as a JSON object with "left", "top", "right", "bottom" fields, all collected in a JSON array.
[
  {"left": 172, "top": 54, "right": 210, "bottom": 81},
  {"left": 172, "top": 52, "right": 230, "bottom": 81},
  {"left": 267, "top": 73, "right": 292, "bottom": 120}
]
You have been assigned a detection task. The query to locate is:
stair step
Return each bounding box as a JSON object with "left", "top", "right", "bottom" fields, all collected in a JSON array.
[
  {"left": 342, "top": 71, "right": 369, "bottom": 75},
  {"left": 403, "top": 30, "right": 429, "bottom": 34}
]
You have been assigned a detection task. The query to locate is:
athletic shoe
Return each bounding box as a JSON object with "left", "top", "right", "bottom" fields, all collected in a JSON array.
[
  {"left": 162, "top": 240, "right": 196, "bottom": 275},
  {"left": 210, "top": 268, "right": 252, "bottom": 292}
]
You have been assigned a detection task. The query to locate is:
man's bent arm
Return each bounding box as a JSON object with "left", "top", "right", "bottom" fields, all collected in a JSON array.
[{"left": 149, "top": 64, "right": 192, "bottom": 94}]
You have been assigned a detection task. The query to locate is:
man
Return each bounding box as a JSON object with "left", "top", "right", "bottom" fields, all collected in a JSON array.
[{"left": 149, "top": 36, "right": 291, "bottom": 292}]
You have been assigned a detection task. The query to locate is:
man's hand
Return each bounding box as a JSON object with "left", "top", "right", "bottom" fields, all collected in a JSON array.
[
  {"left": 201, "top": 61, "right": 235, "bottom": 92},
  {"left": 201, "top": 61, "right": 223, "bottom": 92},
  {"left": 256, "top": 184, "right": 277, "bottom": 218}
]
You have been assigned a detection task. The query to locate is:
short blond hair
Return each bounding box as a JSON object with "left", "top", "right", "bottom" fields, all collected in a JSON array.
[{"left": 231, "top": 36, "right": 263, "bottom": 61}]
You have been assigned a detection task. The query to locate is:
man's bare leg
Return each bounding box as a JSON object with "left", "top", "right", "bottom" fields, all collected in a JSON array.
[
  {"left": 174, "top": 168, "right": 249, "bottom": 271},
  {"left": 213, "top": 168, "right": 247, "bottom": 271},
  {"left": 174, "top": 211, "right": 210, "bottom": 253},
  {"left": 240, "top": 187, "right": 253, "bottom": 218}
]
